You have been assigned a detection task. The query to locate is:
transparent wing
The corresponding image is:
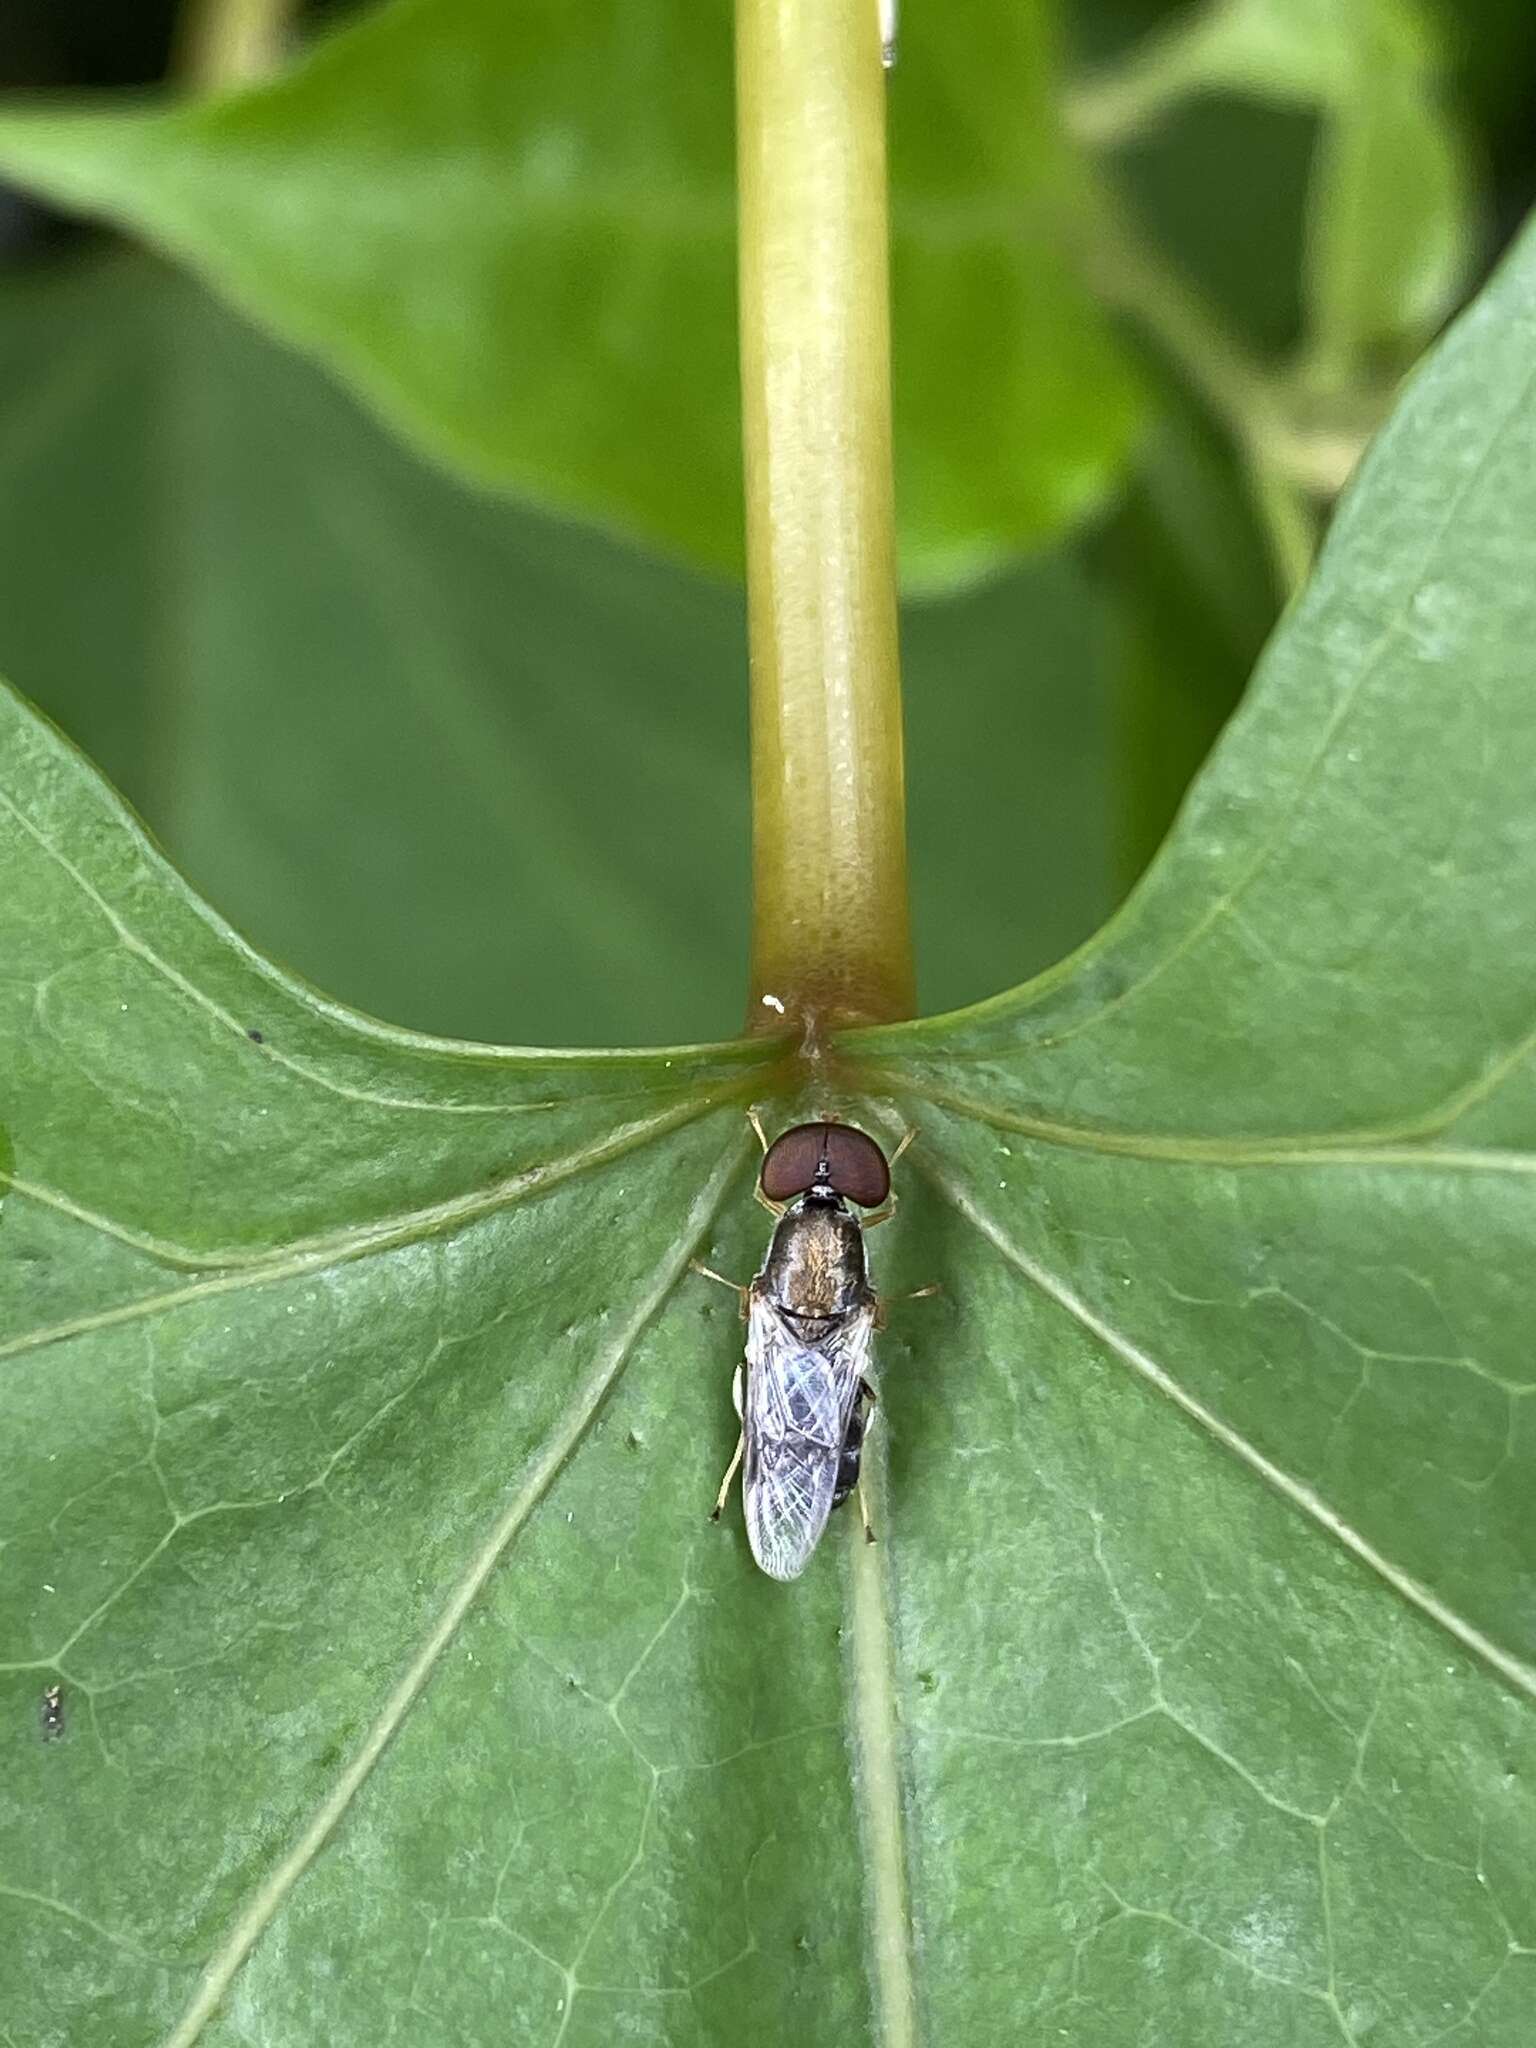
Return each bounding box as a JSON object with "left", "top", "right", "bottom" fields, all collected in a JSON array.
[{"left": 741, "top": 1292, "right": 874, "bottom": 1581}]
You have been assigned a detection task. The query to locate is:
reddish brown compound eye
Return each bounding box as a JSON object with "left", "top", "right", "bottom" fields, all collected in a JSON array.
[
  {"left": 821, "top": 1123, "right": 891, "bottom": 1206},
  {"left": 759, "top": 1121, "right": 891, "bottom": 1208},
  {"left": 759, "top": 1123, "right": 826, "bottom": 1203}
]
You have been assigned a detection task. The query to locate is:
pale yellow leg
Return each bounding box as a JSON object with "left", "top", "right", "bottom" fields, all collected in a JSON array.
[
  {"left": 874, "top": 1281, "right": 941, "bottom": 1331},
  {"left": 690, "top": 1259, "right": 749, "bottom": 1312},
  {"left": 856, "top": 1386, "right": 877, "bottom": 1542},
  {"left": 710, "top": 1432, "right": 745, "bottom": 1520},
  {"left": 747, "top": 1110, "right": 789, "bottom": 1215},
  {"left": 863, "top": 1127, "right": 919, "bottom": 1231}
]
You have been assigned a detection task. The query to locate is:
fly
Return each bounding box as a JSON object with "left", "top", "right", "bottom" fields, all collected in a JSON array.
[{"left": 694, "top": 1117, "right": 917, "bottom": 1582}]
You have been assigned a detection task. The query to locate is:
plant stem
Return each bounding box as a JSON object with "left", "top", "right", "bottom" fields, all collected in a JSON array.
[
  {"left": 736, "top": 0, "right": 914, "bottom": 1040},
  {"left": 1075, "top": 178, "right": 1318, "bottom": 601},
  {"left": 1077, "top": 181, "right": 1317, "bottom": 601},
  {"left": 176, "top": 0, "right": 295, "bottom": 92}
]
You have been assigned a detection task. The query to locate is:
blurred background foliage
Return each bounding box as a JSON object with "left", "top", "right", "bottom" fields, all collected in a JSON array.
[{"left": 0, "top": 0, "right": 1531, "bottom": 1047}]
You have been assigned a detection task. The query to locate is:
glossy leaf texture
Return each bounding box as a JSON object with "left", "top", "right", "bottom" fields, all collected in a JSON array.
[
  {"left": 5, "top": 203, "right": 1536, "bottom": 2048},
  {"left": 0, "top": 252, "right": 1122, "bottom": 1046},
  {"left": 0, "top": 0, "right": 1142, "bottom": 589}
]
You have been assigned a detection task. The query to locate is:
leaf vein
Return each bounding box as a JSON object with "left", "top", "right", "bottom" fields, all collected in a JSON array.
[
  {"left": 156, "top": 1132, "right": 747, "bottom": 2048},
  {"left": 0, "top": 777, "right": 771, "bottom": 1111},
  {"left": 916, "top": 1151, "right": 1536, "bottom": 1706},
  {"left": 874, "top": 1075, "right": 1536, "bottom": 1175},
  {"left": 0, "top": 1094, "right": 744, "bottom": 1352}
]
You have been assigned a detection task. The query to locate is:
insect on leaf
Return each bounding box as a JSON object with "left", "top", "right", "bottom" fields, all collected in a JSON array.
[{"left": 4, "top": 68, "right": 1536, "bottom": 2048}]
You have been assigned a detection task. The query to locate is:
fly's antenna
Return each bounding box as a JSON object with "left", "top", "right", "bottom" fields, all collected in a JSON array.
[{"left": 813, "top": 1129, "right": 834, "bottom": 1194}]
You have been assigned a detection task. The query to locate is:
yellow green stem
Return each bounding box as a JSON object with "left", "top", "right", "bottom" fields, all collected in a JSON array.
[
  {"left": 176, "top": 0, "right": 295, "bottom": 92},
  {"left": 736, "top": 0, "right": 914, "bottom": 1041}
]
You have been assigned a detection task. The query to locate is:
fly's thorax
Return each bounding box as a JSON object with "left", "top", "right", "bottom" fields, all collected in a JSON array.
[{"left": 759, "top": 1195, "right": 871, "bottom": 1317}]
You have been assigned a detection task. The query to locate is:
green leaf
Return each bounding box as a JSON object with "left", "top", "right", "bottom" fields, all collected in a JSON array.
[
  {"left": 1090, "top": 358, "right": 1283, "bottom": 883},
  {"left": 6, "top": 202, "right": 1536, "bottom": 2046},
  {"left": 0, "top": 682, "right": 783, "bottom": 2039},
  {"left": 0, "top": 250, "right": 1122, "bottom": 1045},
  {"left": 0, "top": 251, "right": 752, "bottom": 1050},
  {"left": 845, "top": 214, "right": 1536, "bottom": 2035},
  {"left": 0, "top": 0, "right": 1142, "bottom": 589},
  {"left": 1073, "top": 0, "right": 1475, "bottom": 381},
  {"left": 1304, "top": 52, "right": 1470, "bottom": 389},
  {"left": 1096, "top": 0, "right": 1438, "bottom": 103}
]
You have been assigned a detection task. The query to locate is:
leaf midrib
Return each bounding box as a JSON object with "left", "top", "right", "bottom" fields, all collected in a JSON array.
[{"left": 846, "top": 1469, "right": 919, "bottom": 2048}]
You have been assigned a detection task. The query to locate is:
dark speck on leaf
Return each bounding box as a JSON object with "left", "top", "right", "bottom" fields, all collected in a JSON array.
[{"left": 247, "top": 1028, "right": 265, "bottom": 1044}]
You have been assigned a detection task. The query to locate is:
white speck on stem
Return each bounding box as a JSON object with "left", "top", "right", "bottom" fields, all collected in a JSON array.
[{"left": 761, "top": 993, "right": 786, "bottom": 1014}]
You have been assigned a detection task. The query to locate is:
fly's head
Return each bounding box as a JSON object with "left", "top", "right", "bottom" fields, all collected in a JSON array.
[
  {"left": 759, "top": 1120, "right": 890, "bottom": 1210},
  {"left": 757, "top": 1121, "right": 889, "bottom": 1317}
]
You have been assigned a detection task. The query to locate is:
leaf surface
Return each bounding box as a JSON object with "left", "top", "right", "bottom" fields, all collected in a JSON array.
[
  {"left": 1075, "top": 0, "right": 1474, "bottom": 379},
  {"left": 0, "top": 0, "right": 1142, "bottom": 588},
  {"left": 5, "top": 92, "right": 1536, "bottom": 2048},
  {"left": 0, "top": 251, "right": 753, "bottom": 1049},
  {"left": 0, "top": 251, "right": 1124, "bottom": 1047},
  {"left": 847, "top": 211, "right": 1536, "bottom": 2040}
]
